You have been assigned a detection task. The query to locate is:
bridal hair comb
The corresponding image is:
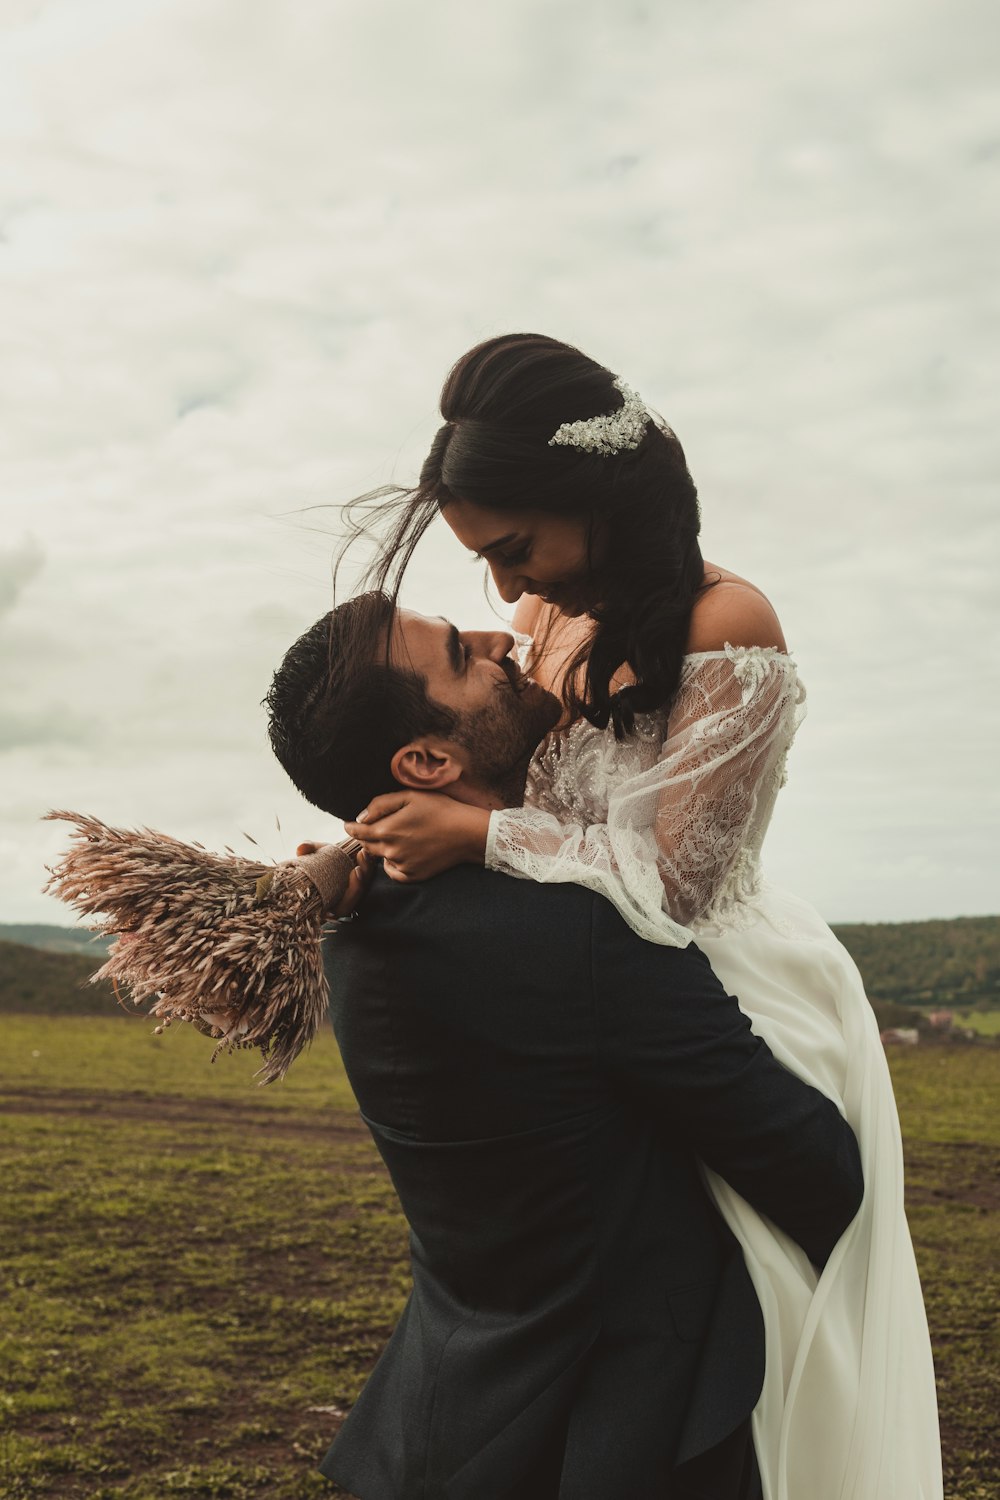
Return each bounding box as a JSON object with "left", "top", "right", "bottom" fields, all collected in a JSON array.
[
  {"left": 547, "top": 376, "right": 650, "bottom": 456},
  {"left": 42, "top": 811, "right": 362, "bottom": 1084}
]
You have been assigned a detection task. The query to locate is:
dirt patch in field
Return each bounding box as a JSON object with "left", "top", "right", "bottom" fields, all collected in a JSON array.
[
  {"left": 904, "top": 1139, "right": 1000, "bottom": 1212},
  {"left": 0, "top": 1084, "right": 368, "bottom": 1142},
  {"left": 4, "top": 1082, "right": 997, "bottom": 1499}
]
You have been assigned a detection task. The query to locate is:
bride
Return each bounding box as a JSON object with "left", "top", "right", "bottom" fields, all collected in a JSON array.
[{"left": 336, "top": 333, "right": 943, "bottom": 1500}]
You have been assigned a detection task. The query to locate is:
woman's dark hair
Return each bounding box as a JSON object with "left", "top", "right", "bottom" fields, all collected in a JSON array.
[{"left": 337, "top": 333, "right": 710, "bottom": 737}]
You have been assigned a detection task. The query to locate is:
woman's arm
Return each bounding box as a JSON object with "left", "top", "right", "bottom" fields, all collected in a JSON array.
[
  {"left": 346, "top": 642, "right": 802, "bottom": 921},
  {"left": 486, "top": 645, "right": 804, "bottom": 943},
  {"left": 345, "top": 586, "right": 799, "bottom": 914}
]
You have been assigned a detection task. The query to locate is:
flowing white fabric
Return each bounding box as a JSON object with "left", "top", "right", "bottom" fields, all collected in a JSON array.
[{"left": 487, "top": 644, "right": 943, "bottom": 1500}]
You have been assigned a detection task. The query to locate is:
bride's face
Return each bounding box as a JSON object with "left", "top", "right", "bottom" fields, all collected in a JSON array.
[{"left": 443, "top": 497, "right": 599, "bottom": 617}]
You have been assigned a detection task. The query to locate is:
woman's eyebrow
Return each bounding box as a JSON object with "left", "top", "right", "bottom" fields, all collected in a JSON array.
[{"left": 474, "top": 532, "right": 519, "bottom": 556}]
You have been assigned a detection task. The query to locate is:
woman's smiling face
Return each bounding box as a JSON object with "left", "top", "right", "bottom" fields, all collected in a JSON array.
[{"left": 442, "top": 496, "right": 599, "bottom": 616}]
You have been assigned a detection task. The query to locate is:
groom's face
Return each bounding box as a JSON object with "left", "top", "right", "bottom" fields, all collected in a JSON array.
[{"left": 390, "top": 609, "right": 560, "bottom": 784}]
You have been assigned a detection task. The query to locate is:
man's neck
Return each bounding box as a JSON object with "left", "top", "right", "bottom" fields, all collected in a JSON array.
[{"left": 445, "top": 763, "right": 530, "bottom": 813}]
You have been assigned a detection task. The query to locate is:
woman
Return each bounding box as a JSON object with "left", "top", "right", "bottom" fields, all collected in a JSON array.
[{"left": 338, "top": 333, "right": 942, "bottom": 1500}]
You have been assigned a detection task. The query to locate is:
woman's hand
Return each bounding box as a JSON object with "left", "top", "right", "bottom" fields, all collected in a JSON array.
[{"left": 343, "top": 792, "right": 491, "bottom": 882}]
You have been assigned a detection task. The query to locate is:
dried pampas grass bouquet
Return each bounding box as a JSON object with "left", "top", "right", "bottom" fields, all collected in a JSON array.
[{"left": 42, "top": 811, "right": 362, "bottom": 1084}]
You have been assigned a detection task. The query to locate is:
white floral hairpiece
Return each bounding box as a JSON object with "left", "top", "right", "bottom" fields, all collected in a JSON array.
[{"left": 547, "top": 376, "right": 650, "bottom": 456}]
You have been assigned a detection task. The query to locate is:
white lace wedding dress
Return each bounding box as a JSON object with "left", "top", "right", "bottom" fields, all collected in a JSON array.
[{"left": 487, "top": 642, "right": 943, "bottom": 1500}]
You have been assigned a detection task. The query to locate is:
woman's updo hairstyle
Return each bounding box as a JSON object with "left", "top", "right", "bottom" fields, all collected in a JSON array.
[{"left": 341, "top": 333, "right": 709, "bottom": 737}]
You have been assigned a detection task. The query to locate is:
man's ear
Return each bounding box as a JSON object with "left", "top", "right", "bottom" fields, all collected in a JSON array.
[{"left": 390, "top": 739, "right": 464, "bottom": 792}]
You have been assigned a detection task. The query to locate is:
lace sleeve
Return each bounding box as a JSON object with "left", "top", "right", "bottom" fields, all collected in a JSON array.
[{"left": 486, "top": 646, "right": 805, "bottom": 946}]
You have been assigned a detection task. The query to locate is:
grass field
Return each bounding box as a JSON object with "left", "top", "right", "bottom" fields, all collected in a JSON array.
[
  {"left": 957, "top": 1010, "right": 1000, "bottom": 1037},
  {"left": 2, "top": 1015, "right": 997, "bottom": 1499}
]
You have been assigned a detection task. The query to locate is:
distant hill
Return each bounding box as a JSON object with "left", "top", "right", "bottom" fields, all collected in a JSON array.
[
  {"left": 831, "top": 916, "right": 1000, "bottom": 1009},
  {"left": 0, "top": 938, "right": 119, "bottom": 1016},
  {"left": 2, "top": 917, "right": 998, "bottom": 1021},
  {"left": 0, "top": 923, "right": 111, "bottom": 956}
]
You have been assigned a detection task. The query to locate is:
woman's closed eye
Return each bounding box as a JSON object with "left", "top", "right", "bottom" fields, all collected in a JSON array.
[{"left": 474, "top": 546, "right": 529, "bottom": 569}]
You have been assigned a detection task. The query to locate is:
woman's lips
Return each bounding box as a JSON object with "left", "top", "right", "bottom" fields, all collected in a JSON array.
[
  {"left": 539, "top": 591, "right": 589, "bottom": 618},
  {"left": 535, "top": 583, "right": 585, "bottom": 610}
]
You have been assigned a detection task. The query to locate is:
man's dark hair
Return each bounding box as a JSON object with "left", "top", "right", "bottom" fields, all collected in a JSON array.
[{"left": 264, "top": 590, "right": 457, "bottom": 820}]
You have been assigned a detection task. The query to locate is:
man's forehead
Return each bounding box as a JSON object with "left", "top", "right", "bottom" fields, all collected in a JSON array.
[
  {"left": 394, "top": 608, "right": 449, "bottom": 640},
  {"left": 392, "top": 608, "right": 452, "bottom": 666},
  {"left": 397, "top": 608, "right": 445, "bottom": 625}
]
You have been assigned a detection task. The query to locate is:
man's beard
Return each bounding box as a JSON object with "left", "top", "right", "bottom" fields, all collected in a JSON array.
[{"left": 455, "top": 672, "right": 561, "bottom": 807}]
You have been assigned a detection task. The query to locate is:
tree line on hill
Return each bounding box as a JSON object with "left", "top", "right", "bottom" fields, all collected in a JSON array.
[
  {"left": 2, "top": 915, "right": 999, "bottom": 1025},
  {"left": 830, "top": 915, "right": 1000, "bottom": 1010},
  {"left": 0, "top": 938, "right": 119, "bottom": 1016},
  {"left": 0, "top": 923, "right": 112, "bottom": 956}
]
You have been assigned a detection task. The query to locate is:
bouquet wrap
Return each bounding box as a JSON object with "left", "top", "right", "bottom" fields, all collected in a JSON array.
[{"left": 42, "top": 811, "right": 361, "bottom": 1084}]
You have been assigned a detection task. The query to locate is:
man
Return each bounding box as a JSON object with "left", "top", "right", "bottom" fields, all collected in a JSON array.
[{"left": 265, "top": 591, "right": 863, "bottom": 1500}]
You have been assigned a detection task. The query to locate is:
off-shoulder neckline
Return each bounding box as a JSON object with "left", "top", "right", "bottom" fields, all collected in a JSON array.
[
  {"left": 682, "top": 644, "right": 791, "bottom": 663},
  {"left": 514, "top": 633, "right": 791, "bottom": 665}
]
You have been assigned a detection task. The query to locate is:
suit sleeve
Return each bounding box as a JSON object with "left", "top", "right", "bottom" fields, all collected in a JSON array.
[{"left": 589, "top": 898, "right": 864, "bottom": 1268}]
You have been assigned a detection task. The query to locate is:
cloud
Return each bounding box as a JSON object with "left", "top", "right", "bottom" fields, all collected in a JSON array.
[
  {"left": 0, "top": 705, "right": 95, "bottom": 752},
  {"left": 1, "top": 0, "right": 997, "bottom": 922},
  {"left": 0, "top": 538, "right": 44, "bottom": 619}
]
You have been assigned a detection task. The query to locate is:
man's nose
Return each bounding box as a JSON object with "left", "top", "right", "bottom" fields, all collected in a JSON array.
[{"left": 469, "top": 631, "right": 516, "bottom": 662}]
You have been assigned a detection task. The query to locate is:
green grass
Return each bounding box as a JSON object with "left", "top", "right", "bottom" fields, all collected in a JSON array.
[
  {"left": 0, "top": 1013, "right": 358, "bottom": 1110},
  {"left": 883, "top": 1045, "right": 1000, "bottom": 1144},
  {"left": 1, "top": 1020, "right": 402, "bottom": 1499},
  {"left": 887, "top": 1050, "right": 999, "bottom": 1498},
  {"left": 1, "top": 1019, "right": 997, "bottom": 1498},
  {"left": 957, "top": 1009, "right": 1000, "bottom": 1037}
]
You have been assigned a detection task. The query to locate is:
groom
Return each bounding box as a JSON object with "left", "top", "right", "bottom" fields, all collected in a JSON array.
[{"left": 266, "top": 591, "right": 864, "bottom": 1500}]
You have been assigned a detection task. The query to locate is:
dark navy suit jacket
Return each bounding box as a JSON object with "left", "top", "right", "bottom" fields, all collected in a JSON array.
[{"left": 319, "top": 866, "right": 862, "bottom": 1500}]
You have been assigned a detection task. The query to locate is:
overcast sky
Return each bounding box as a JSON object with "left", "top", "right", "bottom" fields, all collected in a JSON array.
[{"left": 2, "top": 0, "right": 997, "bottom": 926}]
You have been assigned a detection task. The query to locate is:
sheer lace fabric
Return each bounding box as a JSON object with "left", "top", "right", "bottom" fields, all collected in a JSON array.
[
  {"left": 487, "top": 639, "right": 942, "bottom": 1500},
  {"left": 488, "top": 645, "right": 806, "bottom": 944}
]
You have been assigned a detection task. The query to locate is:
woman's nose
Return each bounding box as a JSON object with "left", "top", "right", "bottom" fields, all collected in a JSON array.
[{"left": 488, "top": 561, "right": 525, "bottom": 605}]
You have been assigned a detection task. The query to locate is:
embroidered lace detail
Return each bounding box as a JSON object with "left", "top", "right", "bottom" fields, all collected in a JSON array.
[
  {"left": 486, "top": 646, "right": 806, "bottom": 947},
  {"left": 512, "top": 631, "right": 536, "bottom": 674}
]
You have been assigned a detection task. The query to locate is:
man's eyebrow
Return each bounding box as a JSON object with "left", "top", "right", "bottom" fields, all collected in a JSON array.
[
  {"left": 473, "top": 532, "right": 519, "bottom": 557},
  {"left": 438, "top": 618, "right": 463, "bottom": 675}
]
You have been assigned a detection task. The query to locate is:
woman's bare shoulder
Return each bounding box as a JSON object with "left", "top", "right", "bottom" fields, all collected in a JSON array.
[
  {"left": 512, "top": 592, "right": 544, "bottom": 636},
  {"left": 687, "top": 565, "right": 787, "bottom": 653}
]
